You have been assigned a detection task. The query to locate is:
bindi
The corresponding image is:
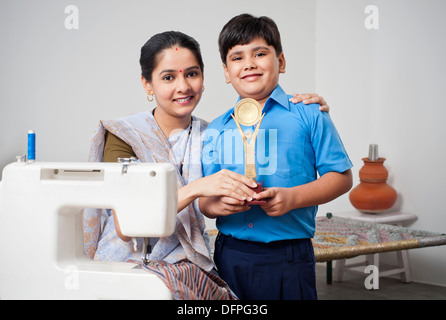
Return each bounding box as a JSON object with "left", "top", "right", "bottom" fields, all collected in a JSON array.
[{"left": 174, "top": 47, "right": 182, "bottom": 72}]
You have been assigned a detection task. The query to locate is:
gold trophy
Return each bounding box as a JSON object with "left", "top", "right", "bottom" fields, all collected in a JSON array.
[{"left": 231, "top": 98, "right": 266, "bottom": 205}]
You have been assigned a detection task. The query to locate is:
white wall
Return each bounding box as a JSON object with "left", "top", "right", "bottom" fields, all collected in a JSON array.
[
  {"left": 316, "top": 0, "right": 446, "bottom": 286},
  {"left": 1, "top": 0, "right": 445, "bottom": 287},
  {"left": 0, "top": 0, "right": 315, "bottom": 175}
]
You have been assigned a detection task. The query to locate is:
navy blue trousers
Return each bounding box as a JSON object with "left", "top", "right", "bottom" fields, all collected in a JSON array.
[{"left": 214, "top": 233, "right": 318, "bottom": 300}]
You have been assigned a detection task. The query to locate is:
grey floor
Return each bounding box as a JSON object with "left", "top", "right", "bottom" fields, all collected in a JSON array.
[{"left": 315, "top": 264, "right": 446, "bottom": 300}]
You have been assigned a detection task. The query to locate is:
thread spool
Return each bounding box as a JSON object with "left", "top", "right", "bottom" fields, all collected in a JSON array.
[{"left": 27, "top": 130, "right": 36, "bottom": 162}]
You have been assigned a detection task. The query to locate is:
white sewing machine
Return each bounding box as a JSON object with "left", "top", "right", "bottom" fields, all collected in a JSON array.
[{"left": 0, "top": 160, "right": 177, "bottom": 299}]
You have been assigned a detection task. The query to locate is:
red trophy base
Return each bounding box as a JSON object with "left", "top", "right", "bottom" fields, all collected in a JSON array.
[{"left": 247, "top": 181, "right": 267, "bottom": 205}]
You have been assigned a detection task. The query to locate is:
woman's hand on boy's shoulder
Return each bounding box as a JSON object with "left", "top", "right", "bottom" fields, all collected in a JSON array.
[{"left": 289, "top": 93, "right": 330, "bottom": 112}]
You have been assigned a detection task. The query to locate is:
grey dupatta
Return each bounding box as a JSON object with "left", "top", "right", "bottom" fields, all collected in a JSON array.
[{"left": 83, "top": 111, "right": 214, "bottom": 272}]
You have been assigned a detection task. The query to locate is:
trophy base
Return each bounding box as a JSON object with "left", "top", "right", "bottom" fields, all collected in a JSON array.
[{"left": 247, "top": 181, "right": 267, "bottom": 205}]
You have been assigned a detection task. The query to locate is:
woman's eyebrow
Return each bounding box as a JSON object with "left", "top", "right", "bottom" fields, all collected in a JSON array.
[
  {"left": 159, "top": 66, "right": 200, "bottom": 75},
  {"left": 184, "top": 66, "right": 200, "bottom": 72}
]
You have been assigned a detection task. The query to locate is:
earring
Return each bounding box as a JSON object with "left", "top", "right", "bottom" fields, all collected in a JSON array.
[
  {"left": 202, "top": 85, "right": 205, "bottom": 93},
  {"left": 147, "top": 93, "right": 154, "bottom": 102}
]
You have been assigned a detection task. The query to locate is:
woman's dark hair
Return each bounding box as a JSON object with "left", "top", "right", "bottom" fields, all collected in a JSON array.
[
  {"left": 140, "top": 31, "right": 204, "bottom": 82},
  {"left": 218, "top": 14, "right": 283, "bottom": 65}
]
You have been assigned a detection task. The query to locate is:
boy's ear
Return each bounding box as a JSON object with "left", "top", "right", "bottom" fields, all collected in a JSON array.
[
  {"left": 278, "top": 52, "right": 286, "bottom": 74},
  {"left": 223, "top": 63, "right": 231, "bottom": 84}
]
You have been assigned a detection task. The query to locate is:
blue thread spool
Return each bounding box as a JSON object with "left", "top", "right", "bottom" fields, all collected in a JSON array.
[{"left": 28, "top": 130, "right": 36, "bottom": 161}]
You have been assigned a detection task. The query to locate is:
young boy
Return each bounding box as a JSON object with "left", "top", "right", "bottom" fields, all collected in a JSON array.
[{"left": 200, "top": 14, "right": 353, "bottom": 300}]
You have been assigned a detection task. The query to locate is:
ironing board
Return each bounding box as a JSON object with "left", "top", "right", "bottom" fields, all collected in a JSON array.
[{"left": 313, "top": 213, "right": 446, "bottom": 283}]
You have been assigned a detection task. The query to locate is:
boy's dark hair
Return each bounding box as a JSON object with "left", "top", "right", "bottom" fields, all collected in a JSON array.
[
  {"left": 218, "top": 14, "right": 283, "bottom": 65},
  {"left": 140, "top": 31, "right": 204, "bottom": 82}
]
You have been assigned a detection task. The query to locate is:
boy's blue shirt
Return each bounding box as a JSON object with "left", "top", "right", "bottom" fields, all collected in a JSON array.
[{"left": 202, "top": 84, "right": 353, "bottom": 242}]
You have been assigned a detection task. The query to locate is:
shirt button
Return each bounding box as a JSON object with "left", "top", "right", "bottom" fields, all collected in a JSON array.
[{"left": 248, "top": 223, "right": 254, "bottom": 228}]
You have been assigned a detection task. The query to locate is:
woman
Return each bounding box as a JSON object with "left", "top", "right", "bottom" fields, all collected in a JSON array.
[{"left": 83, "top": 31, "right": 329, "bottom": 299}]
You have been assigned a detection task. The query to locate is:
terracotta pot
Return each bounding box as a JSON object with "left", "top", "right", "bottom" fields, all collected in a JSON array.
[{"left": 349, "top": 157, "right": 397, "bottom": 213}]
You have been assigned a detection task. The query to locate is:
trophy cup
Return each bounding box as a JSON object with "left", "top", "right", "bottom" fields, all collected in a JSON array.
[{"left": 231, "top": 98, "right": 266, "bottom": 205}]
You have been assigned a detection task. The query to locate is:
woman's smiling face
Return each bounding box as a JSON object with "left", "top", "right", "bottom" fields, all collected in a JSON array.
[{"left": 144, "top": 46, "right": 204, "bottom": 120}]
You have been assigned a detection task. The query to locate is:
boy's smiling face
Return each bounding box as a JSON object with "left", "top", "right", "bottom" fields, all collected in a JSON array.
[{"left": 223, "top": 37, "right": 286, "bottom": 107}]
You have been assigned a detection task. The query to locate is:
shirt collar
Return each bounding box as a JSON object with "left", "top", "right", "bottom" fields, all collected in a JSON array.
[{"left": 222, "top": 84, "right": 289, "bottom": 124}]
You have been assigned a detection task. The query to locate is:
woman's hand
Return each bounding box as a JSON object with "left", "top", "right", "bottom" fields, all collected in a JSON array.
[
  {"left": 178, "top": 169, "right": 259, "bottom": 213},
  {"left": 289, "top": 93, "right": 330, "bottom": 112},
  {"left": 197, "top": 169, "right": 258, "bottom": 200}
]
